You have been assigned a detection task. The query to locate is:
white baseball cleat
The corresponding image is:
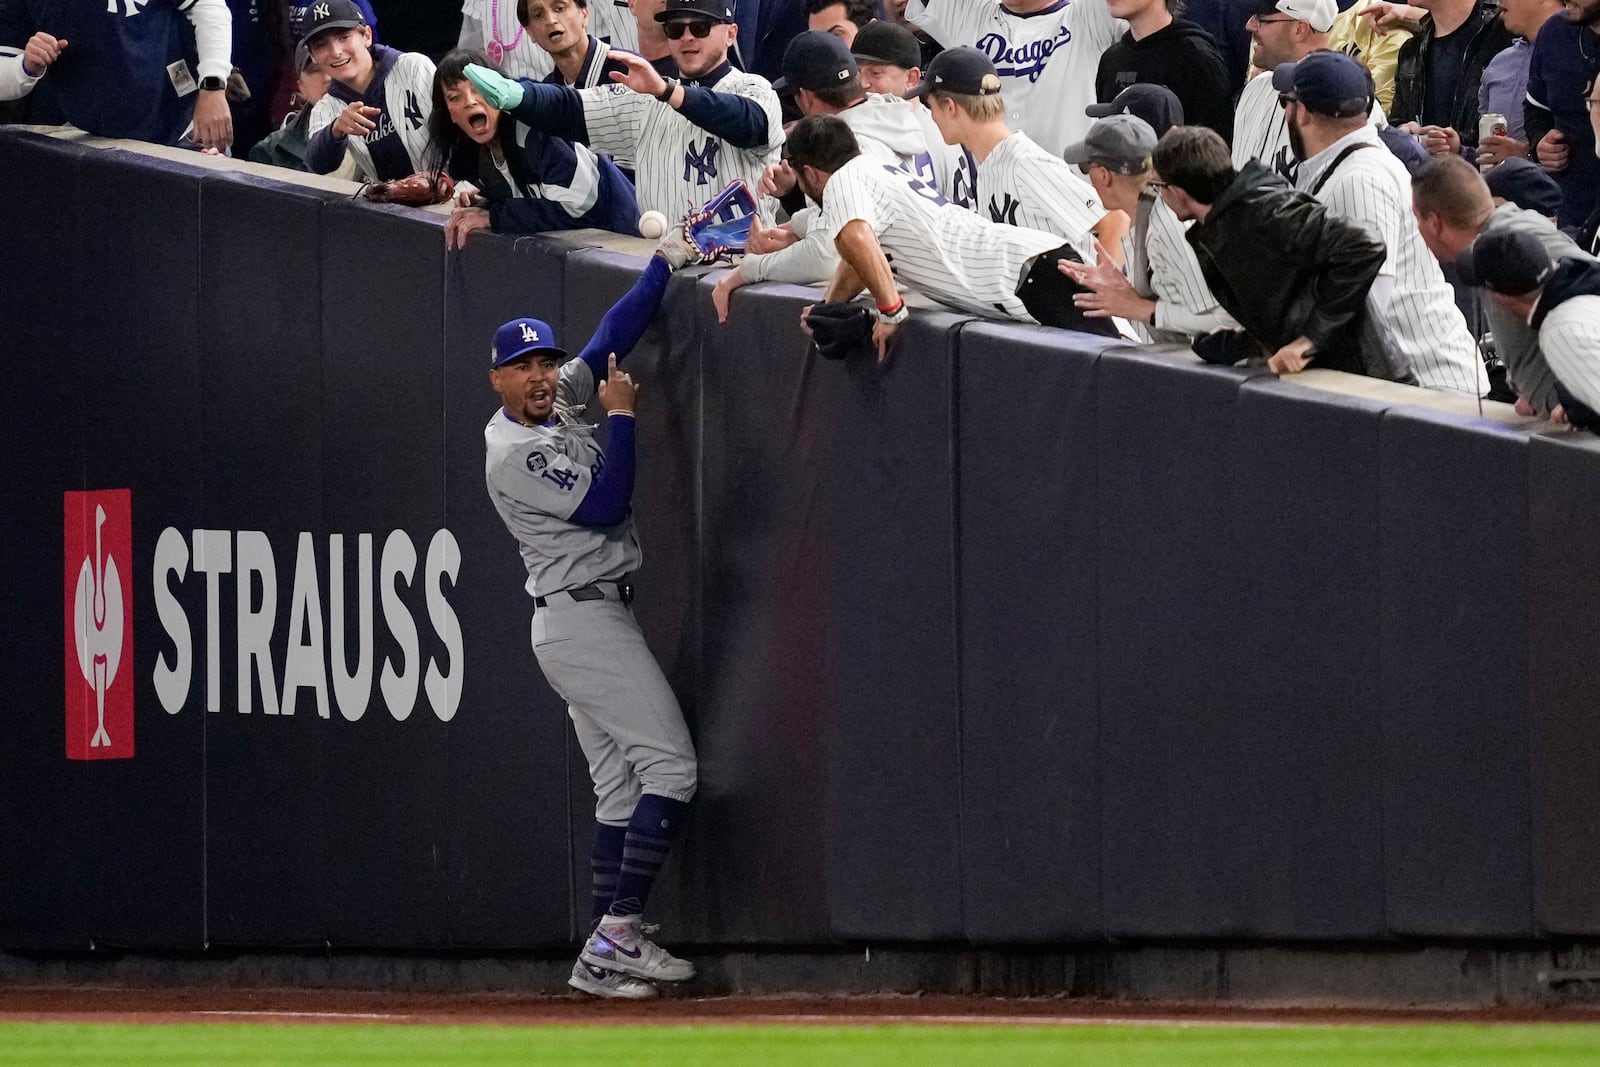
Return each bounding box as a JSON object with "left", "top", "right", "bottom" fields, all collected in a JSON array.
[
  {"left": 580, "top": 915, "right": 696, "bottom": 983},
  {"left": 568, "top": 959, "right": 658, "bottom": 1000}
]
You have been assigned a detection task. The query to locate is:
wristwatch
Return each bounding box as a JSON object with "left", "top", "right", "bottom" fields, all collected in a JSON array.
[
  {"left": 876, "top": 299, "right": 909, "bottom": 325},
  {"left": 654, "top": 77, "right": 679, "bottom": 103},
  {"left": 200, "top": 75, "right": 226, "bottom": 92}
]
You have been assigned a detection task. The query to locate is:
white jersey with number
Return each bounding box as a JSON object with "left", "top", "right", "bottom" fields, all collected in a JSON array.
[
  {"left": 460, "top": 0, "right": 638, "bottom": 81},
  {"left": 308, "top": 50, "right": 437, "bottom": 183},
  {"left": 911, "top": 101, "right": 979, "bottom": 210},
  {"left": 1233, "top": 69, "right": 1388, "bottom": 182},
  {"left": 976, "top": 130, "right": 1103, "bottom": 258},
  {"left": 579, "top": 67, "right": 783, "bottom": 217},
  {"left": 1296, "top": 125, "right": 1482, "bottom": 393},
  {"left": 906, "top": 0, "right": 1125, "bottom": 156},
  {"left": 484, "top": 358, "right": 641, "bottom": 599},
  {"left": 821, "top": 154, "right": 1062, "bottom": 321}
]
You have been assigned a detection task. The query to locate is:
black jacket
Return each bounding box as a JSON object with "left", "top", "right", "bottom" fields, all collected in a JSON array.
[
  {"left": 1388, "top": 2, "right": 1514, "bottom": 148},
  {"left": 1186, "top": 162, "right": 1392, "bottom": 376},
  {"left": 1095, "top": 19, "right": 1235, "bottom": 140}
]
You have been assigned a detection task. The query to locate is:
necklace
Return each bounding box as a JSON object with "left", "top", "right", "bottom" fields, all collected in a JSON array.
[{"left": 487, "top": 0, "right": 526, "bottom": 65}]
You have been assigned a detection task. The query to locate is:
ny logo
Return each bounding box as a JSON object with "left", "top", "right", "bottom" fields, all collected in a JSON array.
[
  {"left": 521, "top": 324, "right": 539, "bottom": 342},
  {"left": 107, "top": 0, "right": 149, "bottom": 15},
  {"left": 314, "top": 2, "right": 331, "bottom": 18},
  {"left": 404, "top": 90, "right": 424, "bottom": 130},
  {"left": 989, "top": 192, "right": 1020, "bottom": 226},
  {"left": 683, "top": 137, "right": 720, "bottom": 186}
]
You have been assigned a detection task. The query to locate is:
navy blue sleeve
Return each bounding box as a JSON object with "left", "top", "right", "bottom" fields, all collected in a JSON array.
[
  {"left": 489, "top": 195, "right": 599, "bottom": 233},
  {"left": 304, "top": 125, "right": 346, "bottom": 174},
  {"left": 676, "top": 85, "right": 770, "bottom": 149},
  {"left": 506, "top": 81, "right": 590, "bottom": 144},
  {"left": 577, "top": 253, "right": 672, "bottom": 381},
  {"left": 584, "top": 153, "right": 643, "bottom": 235},
  {"left": 569, "top": 414, "right": 637, "bottom": 527}
]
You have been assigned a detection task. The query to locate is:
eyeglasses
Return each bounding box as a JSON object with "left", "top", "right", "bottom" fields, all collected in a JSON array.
[
  {"left": 664, "top": 18, "right": 715, "bottom": 39},
  {"left": 1148, "top": 179, "right": 1169, "bottom": 191},
  {"left": 1251, "top": 15, "right": 1297, "bottom": 24}
]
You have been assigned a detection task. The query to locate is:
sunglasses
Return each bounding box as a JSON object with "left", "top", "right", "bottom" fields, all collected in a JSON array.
[
  {"left": 664, "top": 18, "right": 716, "bottom": 39},
  {"left": 1277, "top": 92, "right": 1298, "bottom": 109}
]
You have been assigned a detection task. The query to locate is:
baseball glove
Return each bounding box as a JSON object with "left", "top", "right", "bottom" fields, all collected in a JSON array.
[
  {"left": 804, "top": 302, "right": 874, "bottom": 361},
  {"left": 684, "top": 179, "right": 759, "bottom": 259},
  {"left": 361, "top": 172, "right": 457, "bottom": 206}
]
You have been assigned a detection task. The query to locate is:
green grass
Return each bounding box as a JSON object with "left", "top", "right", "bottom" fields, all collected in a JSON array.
[{"left": 3, "top": 1022, "right": 1600, "bottom": 1066}]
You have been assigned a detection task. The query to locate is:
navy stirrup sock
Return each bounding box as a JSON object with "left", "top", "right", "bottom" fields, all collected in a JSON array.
[{"left": 606, "top": 794, "right": 689, "bottom": 918}]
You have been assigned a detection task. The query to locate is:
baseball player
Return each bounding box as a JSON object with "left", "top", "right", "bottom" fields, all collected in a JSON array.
[
  {"left": 914, "top": 47, "right": 1113, "bottom": 262},
  {"left": 462, "top": 0, "right": 783, "bottom": 219},
  {"left": 460, "top": 0, "right": 638, "bottom": 82},
  {"left": 851, "top": 21, "right": 977, "bottom": 210},
  {"left": 1281, "top": 51, "right": 1482, "bottom": 394},
  {"left": 713, "top": 31, "right": 936, "bottom": 317},
  {"left": 303, "top": 0, "right": 437, "bottom": 182},
  {"left": 904, "top": 0, "right": 1127, "bottom": 155},
  {"left": 1059, "top": 113, "right": 1241, "bottom": 343},
  {"left": 485, "top": 231, "right": 704, "bottom": 1001},
  {"left": 426, "top": 49, "right": 640, "bottom": 248},
  {"left": 786, "top": 114, "right": 1135, "bottom": 361}
]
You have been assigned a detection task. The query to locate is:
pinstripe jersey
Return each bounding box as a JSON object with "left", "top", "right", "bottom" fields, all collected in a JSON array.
[
  {"left": 1232, "top": 70, "right": 1387, "bottom": 182},
  {"left": 460, "top": 0, "right": 638, "bottom": 81},
  {"left": 911, "top": 101, "right": 979, "bottom": 210},
  {"left": 579, "top": 65, "right": 783, "bottom": 216},
  {"left": 1537, "top": 294, "right": 1600, "bottom": 415},
  {"left": 308, "top": 48, "right": 436, "bottom": 182},
  {"left": 1122, "top": 190, "right": 1239, "bottom": 341},
  {"left": 977, "top": 130, "right": 1103, "bottom": 258},
  {"left": 906, "top": 0, "right": 1126, "bottom": 156},
  {"left": 1296, "top": 125, "right": 1482, "bottom": 394},
  {"left": 822, "top": 154, "right": 1063, "bottom": 321}
]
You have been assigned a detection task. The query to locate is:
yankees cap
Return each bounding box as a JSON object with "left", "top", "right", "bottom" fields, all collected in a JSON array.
[
  {"left": 299, "top": 0, "right": 367, "bottom": 44},
  {"left": 1272, "top": 51, "right": 1374, "bottom": 118},
  {"left": 655, "top": 0, "right": 736, "bottom": 24},
  {"left": 1454, "top": 229, "right": 1557, "bottom": 296},
  {"left": 492, "top": 318, "right": 569, "bottom": 368},
  {"left": 905, "top": 47, "right": 1002, "bottom": 100},
  {"left": 1085, "top": 84, "right": 1185, "bottom": 138},
  {"left": 1063, "top": 113, "right": 1158, "bottom": 175},
  {"left": 773, "top": 31, "right": 858, "bottom": 94},
  {"left": 1253, "top": 0, "right": 1337, "bottom": 32},
  {"left": 851, "top": 22, "right": 922, "bottom": 71}
]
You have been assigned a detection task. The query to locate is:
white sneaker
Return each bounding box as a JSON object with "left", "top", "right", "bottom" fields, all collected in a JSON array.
[
  {"left": 580, "top": 915, "right": 696, "bottom": 983},
  {"left": 568, "top": 959, "right": 658, "bottom": 1000}
]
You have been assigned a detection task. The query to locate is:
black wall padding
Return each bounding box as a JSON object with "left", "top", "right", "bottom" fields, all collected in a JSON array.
[
  {"left": 956, "top": 324, "right": 1120, "bottom": 943},
  {"left": 1378, "top": 408, "right": 1534, "bottom": 937}
]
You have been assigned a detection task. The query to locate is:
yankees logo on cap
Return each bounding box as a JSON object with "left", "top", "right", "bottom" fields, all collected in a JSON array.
[
  {"left": 492, "top": 317, "right": 569, "bottom": 368},
  {"left": 297, "top": 0, "right": 367, "bottom": 44}
]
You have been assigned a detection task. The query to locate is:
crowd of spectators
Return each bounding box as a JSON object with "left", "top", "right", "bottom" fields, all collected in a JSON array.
[{"left": 2, "top": 0, "right": 1599, "bottom": 425}]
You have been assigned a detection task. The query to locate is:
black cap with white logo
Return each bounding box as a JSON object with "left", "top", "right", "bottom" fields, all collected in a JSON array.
[{"left": 905, "top": 46, "right": 1001, "bottom": 100}]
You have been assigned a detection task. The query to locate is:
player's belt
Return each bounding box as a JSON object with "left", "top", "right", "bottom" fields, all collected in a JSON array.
[{"left": 534, "top": 578, "right": 634, "bottom": 610}]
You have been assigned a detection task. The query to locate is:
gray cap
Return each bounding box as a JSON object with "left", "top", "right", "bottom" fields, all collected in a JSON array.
[{"left": 1062, "top": 113, "right": 1158, "bottom": 175}]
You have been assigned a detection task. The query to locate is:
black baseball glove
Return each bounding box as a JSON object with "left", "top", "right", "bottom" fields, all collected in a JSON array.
[{"left": 804, "top": 302, "right": 875, "bottom": 361}]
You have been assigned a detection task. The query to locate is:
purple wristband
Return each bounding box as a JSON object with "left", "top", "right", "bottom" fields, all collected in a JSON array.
[{"left": 20, "top": 56, "right": 41, "bottom": 78}]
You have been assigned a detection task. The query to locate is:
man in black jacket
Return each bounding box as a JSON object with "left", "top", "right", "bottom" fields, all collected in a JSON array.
[
  {"left": 1150, "top": 125, "right": 1401, "bottom": 379},
  {"left": 1386, "top": 0, "right": 1513, "bottom": 156},
  {"left": 1096, "top": 0, "right": 1235, "bottom": 140}
]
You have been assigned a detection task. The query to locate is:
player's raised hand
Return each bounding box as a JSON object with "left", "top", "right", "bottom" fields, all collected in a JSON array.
[
  {"left": 464, "top": 63, "right": 525, "bottom": 110},
  {"left": 607, "top": 51, "right": 669, "bottom": 100},
  {"left": 598, "top": 353, "right": 638, "bottom": 413},
  {"left": 20, "top": 32, "right": 65, "bottom": 77},
  {"left": 332, "top": 101, "right": 382, "bottom": 139}
]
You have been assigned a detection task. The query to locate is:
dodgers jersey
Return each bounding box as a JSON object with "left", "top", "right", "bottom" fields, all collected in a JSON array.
[
  {"left": 307, "top": 45, "right": 436, "bottom": 181},
  {"left": 907, "top": 0, "right": 1126, "bottom": 156},
  {"left": 484, "top": 358, "right": 641, "bottom": 599},
  {"left": 977, "top": 130, "right": 1103, "bottom": 257},
  {"left": 822, "top": 154, "right": 1063, "bottom": 322},
  {"left": 459, "top": 0, "right": 638, "bottom": 83}
]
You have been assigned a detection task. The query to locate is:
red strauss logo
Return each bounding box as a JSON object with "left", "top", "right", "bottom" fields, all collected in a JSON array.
[{"left": 64, "top": 490, "right": 135, "bottom": 760}]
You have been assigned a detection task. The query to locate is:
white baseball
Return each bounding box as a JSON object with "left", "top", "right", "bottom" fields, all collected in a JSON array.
[{"left": 638, "top": 210, "right": 668, "bottom": 239}]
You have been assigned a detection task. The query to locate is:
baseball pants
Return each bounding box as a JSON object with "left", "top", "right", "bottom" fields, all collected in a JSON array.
[{"left": 530, "top": 592, "right": 697, "bottom": 825}]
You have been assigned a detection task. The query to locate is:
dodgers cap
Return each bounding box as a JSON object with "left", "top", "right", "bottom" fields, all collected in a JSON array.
[
  {"left": 1252, "top": 0, "right": 1337, "bottom": 32},
  {"left": 1454, "top": 228, "right": 1557, "bottom": 296},
  {"left": 1272, "top": 50, "right": 1374, "bottom": 118},
  {"left": 1485, "top": 157, "right": 1564, "bottom": 218},
  {"left": 1085, "top": 83, "right": 1185, "bottom": 137},
  {"left": 655, "top": 0, "right": 736, "bottom": 24},
  {"left": 298, "top": 0, "right": 367, "bottom": 44},
  {"left": 905, "top": 46, "right": 1001, "bottom": 99},
  {"left": 492, "top": 318, "right": 568, "bottom": 368},
  {"left": 773, "top": 31, "right": 858, "bottom": 94},
  {"left": 851, "top": 21, "right": 922, "bottom": 70},
  {"left": 1063, "top": 113, "right": 1159, "bottom": 175}
]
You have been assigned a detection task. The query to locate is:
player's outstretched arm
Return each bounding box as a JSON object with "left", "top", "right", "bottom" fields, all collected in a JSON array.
[
  {"left": 574, "top": 255, "right": 673, "bottom": 383},
  {"left": 569, "top": 354, "right": 639, "bottom": 528}
]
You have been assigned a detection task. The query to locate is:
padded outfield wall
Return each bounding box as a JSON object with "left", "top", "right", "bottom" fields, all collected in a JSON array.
[{"left": 4, "top": 128, "right": 1600, "bottom": 975}]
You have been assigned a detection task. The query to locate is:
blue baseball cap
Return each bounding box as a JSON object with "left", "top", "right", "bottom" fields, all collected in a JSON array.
[
  {"left": 491, "top": 318, "right": 567, "bottom": 368},
  {"left": 1085, "top": 84, "right": 1185, "bottom": 138},
  {"left": 1271, "top": 50, "right": 1373, "bottom": 118},
  {"left": 1454, "top": 228, "right": 1556, "bottom": 296},
  {"left": 1485, "top": 157, "right": 1563, "bottom": 218},
  {"left": 773, "top": 31, "right": 858, "bottom": 94}
]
